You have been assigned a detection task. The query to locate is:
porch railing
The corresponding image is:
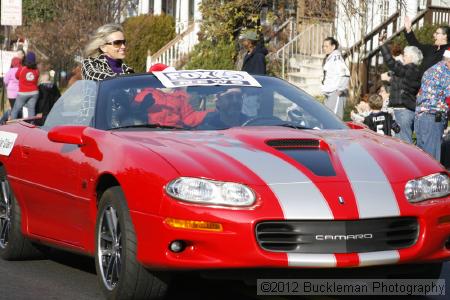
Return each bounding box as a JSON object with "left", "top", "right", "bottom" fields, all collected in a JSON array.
[
  {"left": 146, "top": 22, "right": 197, "bottom": 70},
  {"left": 275, "top": 22, "right": 333, "bottom": 79}
]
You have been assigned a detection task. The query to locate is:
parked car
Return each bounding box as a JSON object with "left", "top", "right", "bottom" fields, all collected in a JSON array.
[{"left": 0, "top": 71, "right": 449, "bottom": 299}]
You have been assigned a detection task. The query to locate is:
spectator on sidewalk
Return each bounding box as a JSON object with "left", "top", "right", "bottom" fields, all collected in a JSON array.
[
  {"left": 82, "top": 23, "right": 134, "bottom": 81},
  {"left": 239, "top": 30, "right": 268, "bottom": 75},
  {"left": 414, "top": 47, "right": 450, "bottom": 161},
  {"left": 363, "top": 94, "right": 401, "bottom": 136},
  {"left": 350, "top": 94, "right": 371, "bottom": 123},
  {"left": 321, "top": 37, "right": 350, "bottom": 119},
  {"left": 10, "top": 51, "right": 40, "bottom": 120},
  {"left": 36, "top": 72, "right": 61, "bottom": 120},
  {"left": 404, "top": 16, "right": 450, "bottom": 76},
  {"left": 379, "top": 32, "right": 422, "bottom": 143},
  {"left": 3, "top": 57, "right": 21, "bottom": 109}
]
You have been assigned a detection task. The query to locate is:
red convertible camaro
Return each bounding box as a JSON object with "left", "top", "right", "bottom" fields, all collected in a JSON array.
[{"left": 0, "top": 70, "right": 449, "bottom": 299}]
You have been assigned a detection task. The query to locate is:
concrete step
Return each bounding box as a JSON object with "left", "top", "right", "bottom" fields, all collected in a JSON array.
[
  {"left": 287, "top": 65, "right": 323, "bottom": 76},
  {"left": 290, "top": 82, "right": 323, "bottom": 97},
  {"left": 291, "top": 53, "right": 325, "bottom": 66},
  {"left": 288, "top": 72, "right": 322, "bottom": 86}
]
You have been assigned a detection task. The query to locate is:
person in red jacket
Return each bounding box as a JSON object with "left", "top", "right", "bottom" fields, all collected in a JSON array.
[
  {"left": 10, "top": 51, "right": 40, "bottom": 120},
  {"left": 131, "top": 64, "right": 208, "bottom": 128}
]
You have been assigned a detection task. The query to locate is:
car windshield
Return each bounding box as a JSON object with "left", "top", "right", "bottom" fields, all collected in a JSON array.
[{"left": 94, "top": 74, "right": 347, "bottom": 131}]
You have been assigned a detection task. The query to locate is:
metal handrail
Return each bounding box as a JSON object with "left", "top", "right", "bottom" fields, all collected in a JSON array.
[{"left": 275, "top": 22, "right": 333, "bottom": 79}]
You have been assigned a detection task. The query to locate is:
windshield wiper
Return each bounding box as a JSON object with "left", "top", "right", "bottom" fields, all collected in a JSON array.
[
  {"left": 110, "top": 123, "right": 185, "bottom": 130},
  {"left": 275, "top": 122, "right": 313, "bottom": 130}
]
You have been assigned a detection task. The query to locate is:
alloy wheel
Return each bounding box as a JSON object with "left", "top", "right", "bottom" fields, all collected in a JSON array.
[
  {"left": 97, "top": 205, "right": 122, "bottom": 291},
  {"left": 0, "top": 178, "right": 12, "bottom": 248}
]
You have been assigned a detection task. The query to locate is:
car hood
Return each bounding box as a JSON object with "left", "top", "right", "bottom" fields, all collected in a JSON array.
[{"left": 113, "top": 127, "right": 443, "bottom": 186}]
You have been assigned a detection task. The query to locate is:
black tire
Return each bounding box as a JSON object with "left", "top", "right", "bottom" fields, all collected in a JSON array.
[
  {"left": 95, "top": 186, "right": 170, "bottom": 300},
  {"left": 0, "top": 167, "right": 41, "bottom": 260}
]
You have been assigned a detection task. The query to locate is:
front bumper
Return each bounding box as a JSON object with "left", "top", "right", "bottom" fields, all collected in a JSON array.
[{"left": 130, "top": 196, "right": 450, "bottom": 270}]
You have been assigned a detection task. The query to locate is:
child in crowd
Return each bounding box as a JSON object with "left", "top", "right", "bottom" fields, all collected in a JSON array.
[
  {"left": 350, "top": 94, "right": 371, "bottom": 123},
  {"left": 363, "top": 94, "right": 401, "bottom": 136}
]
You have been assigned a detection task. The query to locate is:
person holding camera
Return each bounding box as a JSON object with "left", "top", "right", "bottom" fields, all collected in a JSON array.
[
  {"left": 414, "top": 48, "right": 450, "bottom": 161},
  {"left": 379, "top": 31, "right": 422, "bottom": 143}
]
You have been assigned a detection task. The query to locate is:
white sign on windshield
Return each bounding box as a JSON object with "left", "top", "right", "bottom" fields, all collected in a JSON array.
[
  {"left": 154, "top": 70, "right": 262, "bottom": 88},
  {"left": 1, "top": 0, "right": 22, "bottom": 26}
]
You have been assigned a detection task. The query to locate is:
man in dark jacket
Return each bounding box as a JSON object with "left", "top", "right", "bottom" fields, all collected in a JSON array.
[
  {"left": 380, "top": 33, "right": 423, "bottom": 143},
  {"left": 404, "top": 16, "right": 450, "bottom": 76},
  {"left": 239, "top": 30, "right": 267, "bottom": 75}
]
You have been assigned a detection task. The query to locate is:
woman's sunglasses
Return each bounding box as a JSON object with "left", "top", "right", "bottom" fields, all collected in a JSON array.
[{"left": 105, "top": 39, "right": 126, "bottom": 48}]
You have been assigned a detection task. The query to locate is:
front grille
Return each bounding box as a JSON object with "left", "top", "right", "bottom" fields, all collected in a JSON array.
[
  {"left": 266, "top": 139, "right": 319, "bottom": 148},
  {"left": 256, "top": 217, "right": 418, "bottom": 253}
]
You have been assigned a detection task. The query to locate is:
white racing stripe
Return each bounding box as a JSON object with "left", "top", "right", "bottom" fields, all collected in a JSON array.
[
  {"left": 358, "top": 250, "right": 400, "bottom": 267},
  {"left": 337, "top": 143, "right": 400, "bottom": 218},
  {"left": 209, "top": 144, "right": 333, "bottom": 220},
  {"left": 288, "top": 253, "right": 337, "bottom": 267}
]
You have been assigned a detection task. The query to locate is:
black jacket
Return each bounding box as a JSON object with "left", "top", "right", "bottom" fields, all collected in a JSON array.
[
  {"left": 363, "top": 111, "right": 400, "bottom": 136},
  {"left": 37, "top": 83, "right": 61, "bottom": 117},
  {"left": 380, "top": 44, "right": 421, "bottom": 111},
  {"left": 405, "top": 30, "right": 450, "bottom": 76},
  {"left": 242, "top": 44, "right": 267, "bottom": 75}
]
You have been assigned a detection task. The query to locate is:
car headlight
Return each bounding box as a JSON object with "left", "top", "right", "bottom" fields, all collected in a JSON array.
[
  {"left": 404, "top": 173, "right": 450, "bottom": 203},
  {"left": 166, "top": 177, "right": 255, "bottom": 207}
]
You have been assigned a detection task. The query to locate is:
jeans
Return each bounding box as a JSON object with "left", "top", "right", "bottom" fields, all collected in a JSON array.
[
  {"left": 393, "top": 108, "right": 415, "bottom": 144},
  {"left": 10, "top": 92, "right": 39, "bottom": 120},
  {"left": 414, "top": 112, "right": 446, "bottom": 161}
]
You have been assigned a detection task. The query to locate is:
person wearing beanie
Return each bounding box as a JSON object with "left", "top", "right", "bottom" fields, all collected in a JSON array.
[
  {"left": 10, "top": 51, "right": 40, "bottom": 120},
  {"left": 239, "top": 29, "right": 267, "bottom": 75},
  {"left": 82, "top": 23, "right": 133, "bottom": 81},
  {"left": 414, "top": 47, "right": 450, "bottom": 161}
]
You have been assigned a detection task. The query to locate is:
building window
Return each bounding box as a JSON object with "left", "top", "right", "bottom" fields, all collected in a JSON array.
[
  {"left": 162, "top": 0, "right": 177, "bottom": 17},
  {"left": 189, "top": 0, "right": 195, "bottom": 21},
  {"left": 148, "top": 0, "right": 154, "bottom": 14},
  {"left": 380, "top": 0, "right": 390, "bottom": 21}
]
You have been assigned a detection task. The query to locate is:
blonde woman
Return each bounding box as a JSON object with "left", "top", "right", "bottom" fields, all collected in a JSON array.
[{"left": 82, "top": 23, "right": 134, "bottom": 81}]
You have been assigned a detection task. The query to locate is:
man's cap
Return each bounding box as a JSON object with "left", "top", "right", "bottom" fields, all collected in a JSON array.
[
  {"left": 444, "top": 47, "right": 450, "bottom": 59},
  {"left": 239, "top": 30, "right": 258, "bottom": 41}
]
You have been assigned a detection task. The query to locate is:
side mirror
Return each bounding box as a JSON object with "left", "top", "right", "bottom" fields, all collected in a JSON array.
[
  {"left": 48, "top": 125, "right": 87, "bottom": 145},
  {"left": 346, "top": 121, "right": 367, "bottom": 130}
]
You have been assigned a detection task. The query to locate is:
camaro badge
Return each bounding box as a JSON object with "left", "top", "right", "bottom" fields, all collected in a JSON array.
[{"left": 338, "top": 196, "right": 345, "bottom": 204}]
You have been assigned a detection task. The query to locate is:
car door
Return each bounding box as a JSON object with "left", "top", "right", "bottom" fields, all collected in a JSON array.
[{"left": 20, "top": 81, "right": 98, "bottom": 246}]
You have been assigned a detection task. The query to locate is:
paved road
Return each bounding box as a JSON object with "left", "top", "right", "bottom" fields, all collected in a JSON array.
[{"left": 0, "top": 250, "right": 448, "bottom": 300}]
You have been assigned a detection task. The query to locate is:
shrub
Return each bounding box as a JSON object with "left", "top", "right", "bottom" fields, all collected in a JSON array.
[
  {"left": 184, "top": 39, "right": 236, "bottom": 70},
  {"left": 123, "top": 14, "right": 176, "bottom": 72}
]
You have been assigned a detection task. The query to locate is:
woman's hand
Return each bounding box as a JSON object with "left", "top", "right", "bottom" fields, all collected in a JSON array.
[
  {"left": 381, "top": 72, "right": 391, "bottom": 81},
  {"left": 404, "top": 16, "right": 412, "bottom": 33},
  {"left": 379, "top": 29, "right": 387, "bottom": 43}
]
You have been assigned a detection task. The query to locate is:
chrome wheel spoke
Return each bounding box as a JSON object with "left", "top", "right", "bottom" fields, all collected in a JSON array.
[
  {"left": 100, "top": 232, "right": 113, "bottom": 243},
  {"left": 0, "top": 179, "right": 11, "bottom": 248},
  {"left": 105, "top": 253, "right": 116, "bottom": 284},
  {"left": 0, "top": 220, "right": 10, "bottom": 244},
  {"left": 1, "top": 181, "right": 10, "bottom": 205},
  {"left": 105, "top": 208, "right": 118, "bottom": 242},
  {"left": 101, "top": 248, "right": 114, "bottom": 257},
  {"left": 98, "top": 204, "right": 122, "bottom": 290}
]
